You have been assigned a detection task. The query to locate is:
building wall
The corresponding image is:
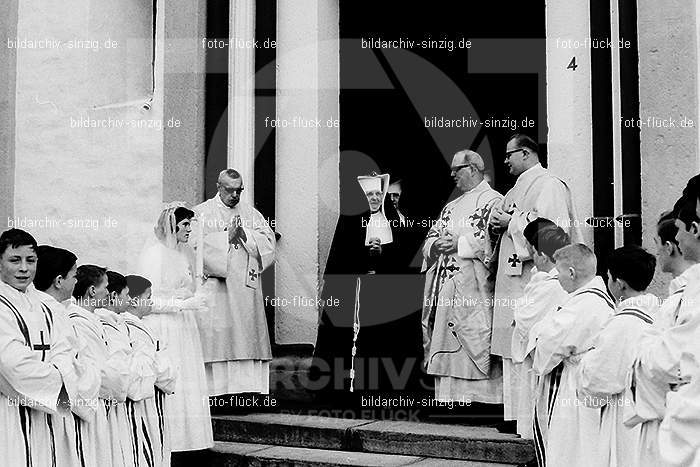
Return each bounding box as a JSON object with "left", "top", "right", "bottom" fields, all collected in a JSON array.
[
  {"left": 638, "top": 0, "right": 699, "bottom": 296},
  {"left": 13, "top": 0, "right": 164, "bottom": 272},
  {"left": 0, "top": 0, "right": 18, "bottom": 226}
]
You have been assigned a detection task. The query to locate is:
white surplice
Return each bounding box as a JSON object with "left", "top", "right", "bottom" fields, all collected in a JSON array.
[
  {"left": 628, "top": 267, "right": 695, "bottom": 467},
  {"left": 194, "top": 194, "right": 275, "bottom": 395},
  {"left": 67, "top": 302, "right": 130, "bottom": 467},
  {"left": 33, "top": 289, "right": 101, "bottom": 467},
  {"left": 510, "top": 266, "right": 567, "bottom": 439},
  {"left": 532, "top": 276, "right": 615, "bottom": 467},
  {"left": 123, "top": 311, "right": 177, "bottom": 467},
  {"left": 655, "top": 263, "right": 700, "bottom": 467},
  {"left": 422, "top": 180, "right": 504, "bottom": 404},
  {"left": 138, "top": 241, "right": 214, "bottom": 451},
  {"left": 491, "top": 163, "right": 581, "bottom": 420},
  {"left": 0, "top": 281, "right": 77, "bottom": 467},
  {"left": 578, "top": 294, "right": 659, "bottom": 467}
]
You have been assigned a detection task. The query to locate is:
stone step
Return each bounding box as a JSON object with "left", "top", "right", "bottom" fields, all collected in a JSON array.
[
  {"left": 208, "top": 441, "right": 518, "bottom": 466},
  {"left": 212, "top": 414, "right": 535, "bottom": 465}
]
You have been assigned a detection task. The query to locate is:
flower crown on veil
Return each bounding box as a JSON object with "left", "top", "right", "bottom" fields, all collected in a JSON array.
[{"left": 154, "top": 201, "right": 195, "bottom": 249}]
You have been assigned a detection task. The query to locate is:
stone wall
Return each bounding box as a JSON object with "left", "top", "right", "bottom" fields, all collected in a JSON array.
[
  {"left": 12, "top": 0, "right": 164, "bottom": 271},
  {"left": 638, "top": 0, "right": 699, "bottom": 296}
]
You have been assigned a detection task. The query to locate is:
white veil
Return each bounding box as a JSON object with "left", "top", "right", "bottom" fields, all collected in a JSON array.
[{"left": 137, "top": 202, "right": 198, "bottom": 305}]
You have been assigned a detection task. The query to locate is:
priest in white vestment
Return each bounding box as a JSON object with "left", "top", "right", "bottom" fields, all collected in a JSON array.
[
  {"left": 489, "top": 134, "right": 582, "bottom": 422},
  {"left": 578, "top": 246, "right": 659, "bottom": 467},
  {"left": 627, "top": 212, "right": 696, "bottom": 467},
  {"left": 194, "top": 169, "right": 276, "bottom": 396},
  {"left": 510, "top": 219, "right": 570, "bottom": 441},
  {"left": 0, "top": 229, "right": 80, "bottom": 467},
  {"left": 533, "top": 244, "right": 614, "bottom": 467},
  {"left": 422, "top": 150, "right": 503, "bottom": 404}
]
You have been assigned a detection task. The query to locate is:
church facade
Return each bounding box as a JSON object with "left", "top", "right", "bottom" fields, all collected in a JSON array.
[{"left": 1, "top": 0, "right": 698, "bottom": 347}]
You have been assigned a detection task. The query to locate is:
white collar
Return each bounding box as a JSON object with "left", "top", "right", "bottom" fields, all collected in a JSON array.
[{"left": 515, "top": 163, "right": 545, "bottom": 185}]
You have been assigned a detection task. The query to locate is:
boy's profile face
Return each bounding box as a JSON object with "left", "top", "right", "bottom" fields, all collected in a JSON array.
[
  {"left": 111, "top": 286, "right": 131, "bottom": 313},
  {"left": 131, "top": 287, "right": 153, "bottom": 316},
  {"left": 674, "top": 218, "right": 699, "bottom": 263}
]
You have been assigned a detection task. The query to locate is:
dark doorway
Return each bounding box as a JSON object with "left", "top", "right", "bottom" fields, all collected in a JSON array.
[{"left": 339, "top": 1, "right": 547, "bottom": 230}]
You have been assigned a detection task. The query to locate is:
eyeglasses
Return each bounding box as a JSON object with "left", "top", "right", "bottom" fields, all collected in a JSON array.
[
  {"left": 221, "top": 186, "right": 245, "bottom": 195},
  {"left": 505, "top": 148, "right": 527, "bottom": 159},
  {"left": 450, "top": 164, "right": 471, "bottom": 174}
]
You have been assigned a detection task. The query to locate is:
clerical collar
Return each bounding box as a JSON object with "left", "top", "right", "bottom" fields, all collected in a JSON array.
[
  {"left": 516, "top": 163, "right": 544, "bottom": 184},
  {"left": 465, "top": 179, "right": 489, "bottom": 194}
]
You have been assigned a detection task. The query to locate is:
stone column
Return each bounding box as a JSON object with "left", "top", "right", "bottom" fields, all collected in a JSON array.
[
  {"left": 638, "top": 0, "right": 699, "bottom": 294},
  {"left": 545, "top": 0, "right": 594, "bottom": 246},
  {"left": 228, "top": 0, "right": 256, "bottom": 202},
  {"left": 275, "top": 0, "right": 340, "bottom": 346}
]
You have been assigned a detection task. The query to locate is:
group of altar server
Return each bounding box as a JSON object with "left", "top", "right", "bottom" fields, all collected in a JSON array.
[
  {"left": 0, "top": 168, "right": 276, "bottom": 467},
  {"left": 0, "top": 231, "right": 175, "bottom": 467},
  {"left": 421, "top": 134, "right": 700, "bottom": 466}
]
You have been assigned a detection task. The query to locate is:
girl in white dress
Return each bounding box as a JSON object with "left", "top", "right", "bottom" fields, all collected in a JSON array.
[{"left": 137, "top": 203, "right": 214, "bottom": 455}]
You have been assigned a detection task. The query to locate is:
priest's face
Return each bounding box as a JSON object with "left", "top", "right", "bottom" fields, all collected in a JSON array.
[
  {"left": 389, "top": 192, "right": 400, "bottom": 210},
  {"left": 0, "top": 245, "right": 37, "bottom": 292},
  {"left": 451, "top": 156, "right": 475, "bottom": 192},
  {"left": 218, "top": 176, "right": 244, "bottom": 208},
  {"left": 365, "top": 190, "right": 383, "bottom": 212},
  {"left": 504, "top": 140, "right": 528, "bottom": 176}
]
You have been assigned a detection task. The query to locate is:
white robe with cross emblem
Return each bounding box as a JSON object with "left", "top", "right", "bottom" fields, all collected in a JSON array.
[
  {"left": 578, "top": 294, "right": 659, "bottom": 467},
  {"left": 510, "top": 266, "right": 567, "bottom": 439},
  {"left": 532, "top": 276, "right": 614, "bottom": 467},
  {"left": 123, "top": 311, "right": 176, "bottom": 467},
  {"left": 194, "top": 195, "right": 276, "bottom": 395},
  {"left": 422, "top": 180, "right": 503, "bottom": 403},
  {"left": 627, "top": 267, "right": 696, "bottom": 467},
  {"left": 0, "top": 281, "right": 76, "bottom": 467},
  {"left": 652, "top": 263, "right": 700, "bottom": 467},
  {"left": 67, "top": 302, "right": 130, "bottom": 467},
  {"left": 490, "top": 163, "right": 581, "bottom": 421},
  {"left": 33, "top": 288, "right": 101, "bottom": 467}
]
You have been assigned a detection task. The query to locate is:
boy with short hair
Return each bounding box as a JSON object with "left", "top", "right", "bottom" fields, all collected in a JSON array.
[{"left": 577, "top": 245, "right": 659, "bottom": 466}]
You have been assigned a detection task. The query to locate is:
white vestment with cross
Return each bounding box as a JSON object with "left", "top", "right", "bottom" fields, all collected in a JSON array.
[{"left": 489, "top": 162, "right": 581, "bottom": 422}]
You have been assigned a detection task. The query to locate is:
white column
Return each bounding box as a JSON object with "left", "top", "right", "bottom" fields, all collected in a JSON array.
[
  {"left": 228, "top": 0, "right": 256, "bottom": 202},
  {"left": 545, "top": 0, "right": 594, "bottom": 246},
  {"left": 275, "top": 0, "right": 340, "bottom": 345}
]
